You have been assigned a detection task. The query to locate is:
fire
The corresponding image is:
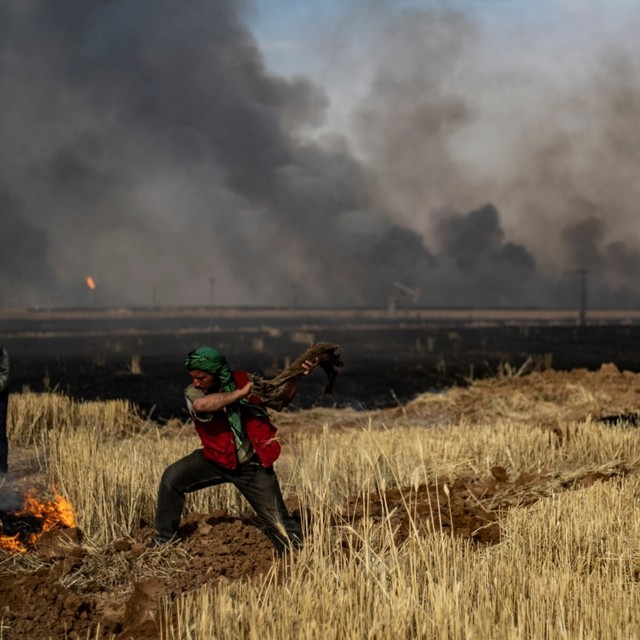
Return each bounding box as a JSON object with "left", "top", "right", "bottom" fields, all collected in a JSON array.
[
  {"left": 86, "top": 276, "right": 96, "bottom": 290},
  {"left": 0, "top": 487, "right": 76, "bottom": 554}
]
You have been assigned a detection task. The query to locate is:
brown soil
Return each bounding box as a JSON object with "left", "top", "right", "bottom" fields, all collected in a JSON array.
[{"left": 1, "top": 364, "right": 639, "bottom": 639}]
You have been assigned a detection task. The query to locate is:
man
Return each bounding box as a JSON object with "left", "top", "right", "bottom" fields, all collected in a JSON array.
[
  {"left": 0, "top": 347, "right": 9, "bottom": 474},
  {"left": 153, "top": 346, "right": 318, "bottom": 555}
]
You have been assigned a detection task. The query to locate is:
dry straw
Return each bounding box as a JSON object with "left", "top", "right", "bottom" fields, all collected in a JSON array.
[{"left": 5, "top": 385, "right": 640, "bottom": 638}]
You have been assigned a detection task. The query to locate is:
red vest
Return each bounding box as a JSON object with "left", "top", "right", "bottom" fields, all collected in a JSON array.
[{"left": 191, "top": 371, "right": 281, "bottom": 470}]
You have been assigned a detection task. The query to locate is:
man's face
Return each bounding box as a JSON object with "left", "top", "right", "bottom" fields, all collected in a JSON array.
[{"left": 189, "top": 369, "right": 218, "bottom": 393}]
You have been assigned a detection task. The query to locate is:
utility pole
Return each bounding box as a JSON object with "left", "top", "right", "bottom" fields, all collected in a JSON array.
[
  {"left": 209, "top": 277, "right": 216, "bottom": 306},
  {"left": 578, "top": 269, "right": 588, "bottom": 327}
]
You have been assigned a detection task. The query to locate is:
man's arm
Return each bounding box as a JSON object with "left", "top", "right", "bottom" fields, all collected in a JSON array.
[
  {"left": 270, "top": 359, "right": 318, "bottom": 409},
  {"left": 191, "top": 381, "right": 252, "bottom": 413}
]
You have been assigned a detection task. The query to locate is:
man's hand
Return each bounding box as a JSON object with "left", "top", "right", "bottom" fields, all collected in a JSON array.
[
  {"left": 301, "top": 359, "right": 319, "bottom": 376},
  {"left": 238, "top": 381, "right": 253, "bottom": 397},
  {"left": 275, "top": 359, "right": 319, "bottom": 408}
]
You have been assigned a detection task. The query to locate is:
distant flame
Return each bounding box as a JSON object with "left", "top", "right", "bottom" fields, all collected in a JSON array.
[
  {"left": 0, "top": 487, "right": 76, "bottom": 554},
  {"left": 86, "top": 276, "right": 96, "bottom": 290}
]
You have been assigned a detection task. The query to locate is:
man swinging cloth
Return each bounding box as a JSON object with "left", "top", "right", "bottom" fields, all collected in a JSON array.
[{"left": 154, "top": 346, "right": 321, "bottom": 554}]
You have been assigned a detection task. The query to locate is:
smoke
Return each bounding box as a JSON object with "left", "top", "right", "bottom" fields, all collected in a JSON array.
[
  {"left": 0, "top": 481, "right": 21, "bottom": 513},
  {"left": 0, "top": 0, "right": 365, "bottom": 307},
  {"left": 1, "top": 1, "right": 639, "bottom": 308},
  {"left": 339, "top": 2, "right": 640, "bottom": 308}
]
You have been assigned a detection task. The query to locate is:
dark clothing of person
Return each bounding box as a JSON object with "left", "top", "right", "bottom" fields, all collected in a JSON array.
[
  {"left": 0, "top": 347, "right": 9, "bottom": 474},
  {"left": 154, "top": 361, "right": 302, "bottom": 555},
  {"left": 0, "top": 391, "right": 8, "bottom": 474},
  {"left": 155, "top": 449, "right": 302, "bottom": 555}
]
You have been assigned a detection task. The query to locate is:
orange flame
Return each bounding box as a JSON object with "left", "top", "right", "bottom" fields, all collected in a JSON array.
[
  {"left": 86, "top": 276, "right": 96, "bottom": 290},
  {"left": 0, "top": 487, "right": 76, "bottom": 554}
]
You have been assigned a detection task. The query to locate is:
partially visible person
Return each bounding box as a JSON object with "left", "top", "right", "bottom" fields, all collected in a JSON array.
[
  {"left": 153, "top": 346, "right": 318, "bottom": 555},
  {"left": 0, "top": 347, "right": 9, "bottom": 474}
]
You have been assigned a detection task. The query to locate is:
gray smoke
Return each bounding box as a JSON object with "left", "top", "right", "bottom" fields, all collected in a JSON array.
[
  {"left": 342, "top": 4, "right": 640, "bottom": 308},
  {"left": 0, "top": 482, "right": 22, "bottom": 513},
  {"left": 0, "top": 0, "right": 376, "bottom": 307},
  {"left": 1, "top": 1, "right": 639, "bottom": 308}
]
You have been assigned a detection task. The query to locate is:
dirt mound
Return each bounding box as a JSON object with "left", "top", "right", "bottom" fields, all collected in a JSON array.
[
  {"left": 398, "top": 363, "right": 640, "bottom": 428},
  {"left": 0, "top": 512, "right": 276, "bottom": 640},
  {"left": 1, "top": 366, "right": 639, "bottom": 639},
  {"left": 0, "top": 469, "right": 626, "bottom": 640}
]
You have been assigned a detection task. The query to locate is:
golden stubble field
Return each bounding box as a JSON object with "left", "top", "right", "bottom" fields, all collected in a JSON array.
[{"left": 1, "top": 363, "right": 640, "bottom": 639}]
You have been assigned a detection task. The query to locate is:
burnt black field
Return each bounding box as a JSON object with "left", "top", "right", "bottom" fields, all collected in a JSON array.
[{"left": 2, "top": 306, "right": 640, "bottom": 422}]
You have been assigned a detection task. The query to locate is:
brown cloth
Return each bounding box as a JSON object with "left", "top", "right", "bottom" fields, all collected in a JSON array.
[{"left": 248, "top": 342, "right": 344, "bottom": 404}]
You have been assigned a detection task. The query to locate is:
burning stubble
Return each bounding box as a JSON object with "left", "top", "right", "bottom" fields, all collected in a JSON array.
[{"left": 0, "top": 486, "right": 76, "bottom": 554}]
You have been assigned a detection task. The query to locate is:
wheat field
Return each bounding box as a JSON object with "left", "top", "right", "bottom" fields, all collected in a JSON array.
[{"left": 3, "top": 375, "right": 640, "bottom": 639}]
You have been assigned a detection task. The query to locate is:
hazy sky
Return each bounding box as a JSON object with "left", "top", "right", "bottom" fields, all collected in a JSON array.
[{"left": 1, "top": 0, "right": 639, "bottom": 309}]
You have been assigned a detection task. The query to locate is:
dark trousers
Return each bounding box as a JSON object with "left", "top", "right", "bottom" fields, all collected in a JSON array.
[
  {"left": 0, "top": 389, "right": 8, "bottom": 473},
  {"left": 155, "top": 449, "right": 302, "bottom": 555}
]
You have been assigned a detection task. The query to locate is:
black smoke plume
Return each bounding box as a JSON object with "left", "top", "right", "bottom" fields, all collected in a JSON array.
[{"left": 1, "top": 2, "right": 638, "bottom": 309}]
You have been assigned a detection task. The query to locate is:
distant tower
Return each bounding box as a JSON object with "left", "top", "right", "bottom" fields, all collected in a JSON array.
[
  {"left": 209, "top": 277, "right": 216, "bottom": 306},
  {"left": 578, "top": 270, "right": 588, "bottom": 326},
  {"left": 390, "top": 282, "right": 420, "bottom": 309}
]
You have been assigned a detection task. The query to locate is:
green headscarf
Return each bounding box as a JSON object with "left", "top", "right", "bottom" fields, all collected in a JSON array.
[{"left": 185, "top": 346, "right": 245, "bottom": 446}]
